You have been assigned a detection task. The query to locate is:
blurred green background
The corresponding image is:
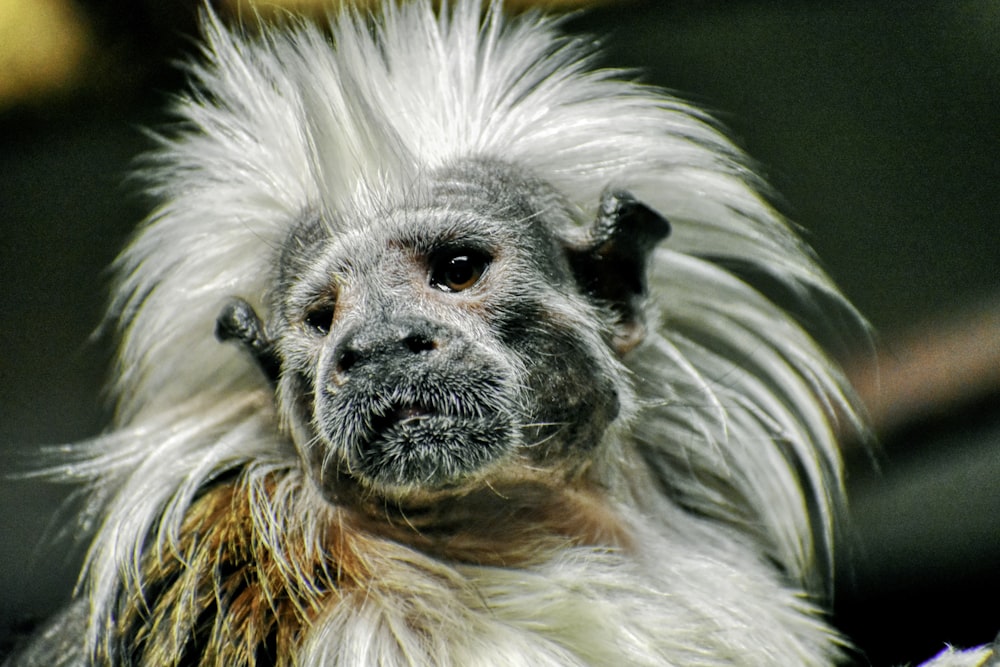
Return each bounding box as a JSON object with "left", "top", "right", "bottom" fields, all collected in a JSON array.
[{"left": 1, "top": 1, "right": 998, "bottom": 664}]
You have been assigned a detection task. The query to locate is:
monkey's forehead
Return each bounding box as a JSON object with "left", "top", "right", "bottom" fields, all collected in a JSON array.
[
  {"left": 282, "top": 161, "right": 576, "bottom": 258},
  {"left": 284, "top": 199, "right": 557, "bottom": 271}
]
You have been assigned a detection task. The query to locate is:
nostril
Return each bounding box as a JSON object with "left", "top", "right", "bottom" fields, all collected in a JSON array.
[
  {"left": 403, "top": 334, "right": 436, "bottom": 354},
  {"left": 336, "top": 347, "right": 358, "bottom": 375}
]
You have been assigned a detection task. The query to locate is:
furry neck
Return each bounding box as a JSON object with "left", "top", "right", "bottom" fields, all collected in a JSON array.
[{"left": 99, "top": 466, "right": 842, "bottom": 666}]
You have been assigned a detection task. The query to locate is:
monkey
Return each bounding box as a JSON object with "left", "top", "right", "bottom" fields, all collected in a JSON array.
[{"left": 6, "top": 1, "right": 996, "bottom": 666}]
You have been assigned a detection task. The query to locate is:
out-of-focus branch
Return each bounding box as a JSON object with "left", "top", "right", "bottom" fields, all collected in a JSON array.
[{"left": 846, "top": 297, "right": 1000, "bottom": 438}]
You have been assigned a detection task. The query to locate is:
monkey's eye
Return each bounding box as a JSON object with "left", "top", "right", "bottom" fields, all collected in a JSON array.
[
  {"left": 429, "top": 249, "right": 490, "bottom": 293},
  {"left": 303, "top": 300, "right": 335, "bottom": 336}
]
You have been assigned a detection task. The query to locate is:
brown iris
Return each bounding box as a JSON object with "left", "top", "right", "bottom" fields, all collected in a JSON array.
[{"left": 430, "top": 249, "right": 490, "bottom": 293}]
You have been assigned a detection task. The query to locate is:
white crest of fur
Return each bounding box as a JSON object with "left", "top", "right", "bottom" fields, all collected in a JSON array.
[{"left": 38, "top": 0, "right": 879, "bottom": 664}]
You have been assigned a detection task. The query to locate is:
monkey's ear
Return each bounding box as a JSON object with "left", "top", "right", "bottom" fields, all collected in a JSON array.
[
  {"left": 215, "top": 297, "right": 281, "bottom": 384},
  {"left": 566, "top": 191, "right": 671, "bottom": 355}
]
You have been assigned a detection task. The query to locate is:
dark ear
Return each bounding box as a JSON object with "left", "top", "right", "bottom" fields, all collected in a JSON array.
[
  {"left": 566, "top": 190, "right": 671, "bottom": 355},
  {"left": 215, "top": 297, "right": 280, "bottom": 384}
]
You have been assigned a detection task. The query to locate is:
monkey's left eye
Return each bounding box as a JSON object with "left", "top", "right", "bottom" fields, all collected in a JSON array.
[{"left": 429, "top": 249, "right": 490, "bottom": 293}]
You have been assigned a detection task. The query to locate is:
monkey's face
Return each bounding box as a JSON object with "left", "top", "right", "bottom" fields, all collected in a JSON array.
[{"left": 219, "top": 162, "right": 669, "bottom": 505}]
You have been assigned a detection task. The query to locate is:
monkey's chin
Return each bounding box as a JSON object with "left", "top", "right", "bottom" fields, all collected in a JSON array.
[{"left": 317, "top": 410, "right": 518, "bottom": 501}]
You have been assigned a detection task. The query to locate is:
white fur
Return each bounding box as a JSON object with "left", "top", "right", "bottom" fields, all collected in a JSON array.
[{"left": 20, "top": 1, "right": 994, "bottom": 666}]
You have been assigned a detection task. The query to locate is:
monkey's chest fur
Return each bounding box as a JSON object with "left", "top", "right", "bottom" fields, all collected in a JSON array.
[
  {"left": 106, "top": 471, "right": 832, "bottom": 667},
  {"left": 109, "top": 473, "right": 633, "bottom": 666}
]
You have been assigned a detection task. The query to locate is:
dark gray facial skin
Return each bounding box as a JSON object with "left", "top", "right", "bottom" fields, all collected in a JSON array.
[{"left": 217, "top": 159, "right": 669, "bottom": 511}]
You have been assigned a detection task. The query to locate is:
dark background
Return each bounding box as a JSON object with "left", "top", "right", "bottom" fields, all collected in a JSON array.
[{"left": 2, "top": 1, "right": 998, "bottom": 664}]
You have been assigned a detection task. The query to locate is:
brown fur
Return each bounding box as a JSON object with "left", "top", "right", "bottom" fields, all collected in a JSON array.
[
  {"left": 109, "top": 478, "right": 332, "bottom": 666},
  {"left": 108, "top": 469, "right": 628, "bottom": 665}
]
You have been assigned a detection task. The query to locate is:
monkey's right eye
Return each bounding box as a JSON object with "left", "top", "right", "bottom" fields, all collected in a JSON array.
[{"left": 304, "top": 301, "right": 335, "bottom": 336}]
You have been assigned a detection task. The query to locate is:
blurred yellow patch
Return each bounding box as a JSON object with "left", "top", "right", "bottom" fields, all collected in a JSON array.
[{"left": 0, "top": 0, "right": 93, "bottom": 107}]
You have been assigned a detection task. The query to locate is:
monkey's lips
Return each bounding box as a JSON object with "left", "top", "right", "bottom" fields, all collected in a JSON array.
[{"left": 368, "top": 403, "right": 436, "bottom": 438}]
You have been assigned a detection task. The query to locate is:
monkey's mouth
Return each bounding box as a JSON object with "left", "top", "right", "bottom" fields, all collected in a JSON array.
[
  {"left": 318, "top": 384, "right": 518, "bottom": 491},
  {"left": 368, "top": 402, "right": 436, "bottom": 440}
]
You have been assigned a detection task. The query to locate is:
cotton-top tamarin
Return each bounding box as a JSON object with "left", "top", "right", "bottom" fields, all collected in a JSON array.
[{"left": 8, "top": 1, "right": 995, "bottom": 666}]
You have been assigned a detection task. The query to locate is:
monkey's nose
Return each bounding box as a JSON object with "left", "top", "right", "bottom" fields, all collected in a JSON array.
[{"left": 333, "top": 323, "right": 441, "bottom": 377}]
